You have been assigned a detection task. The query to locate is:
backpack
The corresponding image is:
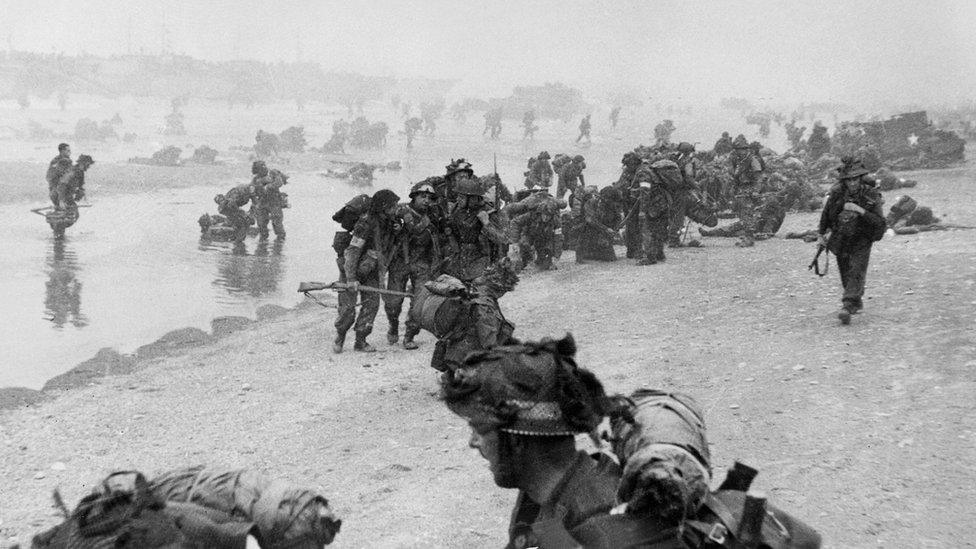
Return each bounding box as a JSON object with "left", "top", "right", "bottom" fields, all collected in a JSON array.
[{"left": 332, "top": 193, "right": 371, "bottom": 232}]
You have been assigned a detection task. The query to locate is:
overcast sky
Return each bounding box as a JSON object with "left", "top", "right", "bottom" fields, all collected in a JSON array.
[{"left": 4, "top": 0, "right": 975, "bottom": 107}]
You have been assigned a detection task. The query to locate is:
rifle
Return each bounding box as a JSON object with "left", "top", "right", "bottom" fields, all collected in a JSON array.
[
  {"left": 493, "top": 153, "right": 500, "bottom": 211},
  {"left": 807, "top": 244, "right": 829, "bottom": 277},
  {"left": 31, "top": 204, "right": 91, "bottom": 216},
  {"left": 298, "top": 281, "right": 413, "bottom": 298}
]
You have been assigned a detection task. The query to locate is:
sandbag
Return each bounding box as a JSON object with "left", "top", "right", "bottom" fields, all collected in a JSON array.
[
  {"left": 612, "top": 389, "right": 712, "bottom": 521},
  {"left": 149, "top": 465, "right": 341, "bottom": 548},
  {"left": 31, "top": 471, "right": 253, "bottom": 549}
]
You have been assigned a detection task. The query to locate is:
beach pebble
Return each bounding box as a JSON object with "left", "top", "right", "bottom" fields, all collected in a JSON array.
[
  {"left": 50, "top": 462, "right": 66, "bottom": 471},
  {"left": 34, "top": 472, "right": 46, "bottom": 480}
]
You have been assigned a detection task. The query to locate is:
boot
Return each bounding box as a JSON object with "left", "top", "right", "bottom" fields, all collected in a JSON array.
[
  {"left": 838, "top": 303, "right": 854, "bottom": 325},
  {"left": 637, "top": 257, "right": 658, "bottom": 266},
  {"left": 354, "top": 334, "right": 376, "bottom": 352},
  {"left": 332, "top": 333, "right": 345, "bottom": 354},
  {"left": 403, "top": 335, "right": 419, "bottom": 350},
  {"left": 387, "top": 321, "right": 399, "bottom": 345}
]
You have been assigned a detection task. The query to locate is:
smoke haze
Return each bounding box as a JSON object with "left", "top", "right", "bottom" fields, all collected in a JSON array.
[{"left": 3, "top": 0, "right": 975, "bottom": 107}]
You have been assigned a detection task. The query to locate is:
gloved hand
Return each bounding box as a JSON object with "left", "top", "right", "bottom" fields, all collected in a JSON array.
[
  {"left": 346, "top": 280, "right": 360, "bottom": 293},
  {"left": 816, "top": 233, "right": 828, "bottom": 248},
  {"left": 476, "top": 210, "right": 490, "bottom": 225}
]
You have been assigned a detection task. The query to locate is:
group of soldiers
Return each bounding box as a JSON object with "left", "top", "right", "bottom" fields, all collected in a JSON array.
[{"left": 44, "top": 143, "right": 95, "bottom": 238}]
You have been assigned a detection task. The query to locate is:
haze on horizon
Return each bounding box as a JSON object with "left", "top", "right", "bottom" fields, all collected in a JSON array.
[{"left": 3, "top": 0, "right": 976, "bottom": 109}]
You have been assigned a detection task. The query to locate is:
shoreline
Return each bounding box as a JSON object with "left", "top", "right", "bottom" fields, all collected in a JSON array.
[{"left": 0, "top": 299, "right": 312, "bottom": 409}]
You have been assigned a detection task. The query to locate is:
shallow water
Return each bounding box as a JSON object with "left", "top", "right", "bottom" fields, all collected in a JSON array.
[{"left": 0, "top": 173, "right": 372, "bottom": 389}]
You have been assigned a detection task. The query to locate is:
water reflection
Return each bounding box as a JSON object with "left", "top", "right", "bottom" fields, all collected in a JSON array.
[
  {"left": 212, "top": 239, "right": 285, "bottom": 297},
  {"left": 44, "top": 238, "right": 88, "bottom": 328}
]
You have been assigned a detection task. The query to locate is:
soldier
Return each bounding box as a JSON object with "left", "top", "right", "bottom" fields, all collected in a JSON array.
[
  {"left": 713, "top": 131, "right": 733, "bottom": 156},
  {"left": 335, "top": 189, "right": 401, "bottom": 353},
  {"left": 522, "top": 110, "right": 538, "bottom": 139},
  {"left": 634, "top": 160, "right": 673, "bottom": 265},
  {"left": 609, "top": 106, "right": 621, "bottom": 130},
  {"left": 215, "top": 182, "right": 256, "bottom": 243},
  {"left": 404, "top": 117, "right": 423, "bottom": 149},
  {"left": 436, "top": 158, "right": 475, "bottom": 208},
  {"left": 576, "top": 114, "right": 592, "bottom": 143},
  {"left": 440, "top": 334, "right": 614, "bottom": 548},
  {"left": 807, "top": 121, "right": 831, "bottom": 160},
  {"left": 385, "top": 182, "right": 442, "bottom": 350},
  {"left": 576, "top": 186, "right": 623, "bottom": 262},
  {"left": 728, "top": 135, "right": 765, "bottom": 247},
  {"left": 612, "top": 151, "right": 644, "bottom": 258},
  {"left": 818, "top": 160, "right": 886, "bottom": 325},
  {"left": 555, "top": 155, "right": 586, "bottom": 200},
  {"left": 444, "top": 178, "right": 507, "bottom": 281},
  {"left": 46, "top": 143, "right": 73, "bottom": 206},
  {"left": 508, "top": 199, "right": 563, "bottom": 271},
  {"left": 418, "top": 258, "right": 518, "bottom": 373},
  {"left": 524, "top": 151, "right": 554, "bottom": 190},
  {"left": 653, "top": 119, "right": 675, "bottom": 146},
  {"left": 667, "top": 142, "right": 700, "bottom": 246},
  {"left": 250, "top": 161, "right": 287, "bottom": 240}
]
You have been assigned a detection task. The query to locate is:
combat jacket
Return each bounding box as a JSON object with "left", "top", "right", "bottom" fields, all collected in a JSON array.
[
  {"left": 344, "top": 213, "right": 397, "bottom": 281},
  {"left": 509, "top": 211, "right": 561, "bottom": 247},
  {"left": 46, "top": 155, "right": 73, "bottom": 189},
  {"left": 223, "top": 184, "right": 254, "bottom": 209},
  {"left": 558, "top": 162, "right": 585, "bottom": 192},
  {"left": 634, "top": 164, "right": 672, "bottom": 220},
  {"left": 527, "top": 158, "right": 554, "bottom": 188},
  {"left": 389, "top": 203, "right": 441, "bottom": 270},
  {"left": 434, "top": 293, "right": 514, "bottom": 372},
  {"left": 819, "top": 182, "right": 886, "bottom": 254},
  {"left": 252, "top": 169, "right": 287, "bottom": 210},
  {"left": 507, "top": 452, "right": 619, "bottom": 549},
  {"left": 730, "top": 150, "right": 764, "bottom": 189}
]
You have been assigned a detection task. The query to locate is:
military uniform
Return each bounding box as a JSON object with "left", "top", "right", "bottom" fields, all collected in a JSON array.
[
  {"left": 525, "top": 152, "right": 554, "bottom": 190},
  {"left": 819, "top": 165, "right": 886, "bottom": 323},
  {"left": 445, "top": 179, "right": 507, "bottom": 281},
  {"left": 338, "top": 190, "right": 400, "bottom": 351},
  {"left": 576, "top": 188, "right": 621, "bottom": 262},
  {"left": 613, "top": 153, "right": 644, "bottom": 258},
  {"left": 217, "top": 184, "right": 255, "bottom": 243},
  {"left": 251, "top": 164, "right": 287, "bottom": 239},
  {"left": 667, "top": 144, "right": 701, "bottom": 246},
  {"left": 556, "top": 157, "right": 586, "bottom": 200},
  {"left": 713, "top": 133, "right": 734, "bottom": 156},
  {"left": 384, "top": 193, "right": 441, "bottom": 348},
  {"left": 508, "top": 207, "right": 562, "bottom": 271},
  {"left": 634, "top": 162, "right": 673, "bottom": 265},
  {"left": 576, "top": 114, "right": 591, "bottom": 143},
  {"left": 729, "top": 137, "right": 765, "bottom": 246},
  {"left": 46, "top": 153, "right": 73, "bottom": 206}
]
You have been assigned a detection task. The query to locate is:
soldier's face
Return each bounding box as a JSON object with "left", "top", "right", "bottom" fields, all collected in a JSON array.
[
  {"left": 61, "top": 147, "right": 71, "bottom": 158},
  {"left": 468, "top": 427, "right": 518, "bottom": 488},
  {"left": 413, "top": 193, "right": 433, "bottom": 209}
]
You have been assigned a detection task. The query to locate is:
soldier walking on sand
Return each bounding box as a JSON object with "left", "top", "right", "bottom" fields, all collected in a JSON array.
[
  {"left": 818, "top": 160, "right": 886, "bottom": 325},
  {"left": 576, "top": 114, "right": 592, "bottom": 143},
  {"left": 335, "top": 189, "right": 401, "bottom": 353},
  {"left": 384, "top": 182, "right": 442, "bottom": 350}
]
